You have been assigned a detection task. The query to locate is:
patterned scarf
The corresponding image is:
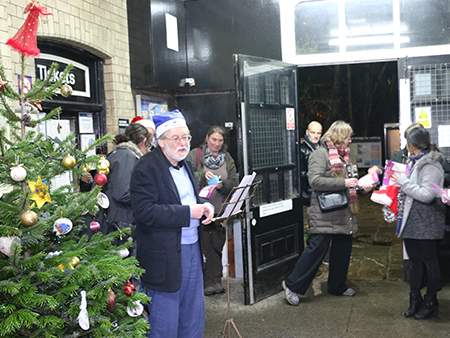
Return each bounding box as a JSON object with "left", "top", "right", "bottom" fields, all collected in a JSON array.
[
  {"left": 326, "top": 140, "right": 359, "bottom": 213},
  {"left": 204, "top": 146, "right": 226, "bottom": 170},
  {"left": 395, "top": 149, "right": 430, "bottom": 235}
]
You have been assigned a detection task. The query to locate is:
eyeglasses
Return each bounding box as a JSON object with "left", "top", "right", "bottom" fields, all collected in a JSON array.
[{"left": 165, "top": 135, "right": 192, "bottom": 143}]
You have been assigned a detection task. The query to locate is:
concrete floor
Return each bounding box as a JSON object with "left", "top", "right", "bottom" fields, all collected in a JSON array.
[{"left": 204, "top": 196, "right": 450, "bottom": 337}]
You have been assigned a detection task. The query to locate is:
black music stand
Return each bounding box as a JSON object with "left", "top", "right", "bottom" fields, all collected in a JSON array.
[{"left": 211, "top": 177, "right": 260, "bottom": 338}]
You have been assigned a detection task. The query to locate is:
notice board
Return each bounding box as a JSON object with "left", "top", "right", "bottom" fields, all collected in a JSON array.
[{"left": 349, "top": 136, "right": 382, "bottom": 169}]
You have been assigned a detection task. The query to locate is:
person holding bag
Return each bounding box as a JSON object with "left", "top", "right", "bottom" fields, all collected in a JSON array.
[
  {"left": 392, "top": 127, "right": 445, "bottom": 320},
  {"left": 188, "top": 125, "right": 238, "bottom": 296},
  {"left": 283, "top": 120, "right": 373, "bottom": 306}
]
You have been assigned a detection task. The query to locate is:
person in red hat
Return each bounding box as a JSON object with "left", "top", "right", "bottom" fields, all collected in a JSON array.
[{"left": 131, "top": 116, "right": 155, "bottom": 150}]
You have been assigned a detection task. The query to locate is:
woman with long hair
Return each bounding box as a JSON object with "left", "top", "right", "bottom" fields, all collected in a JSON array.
[
  {"left": 188, "top": 125, "right": 238, "bottom": 296},
  {"left": 393, "top": 127, "right": 445, "bottom": 319},
  {"left": 102, "top": 123, "right": 152, "bottom": 237},
  {"left": 283, "top": 120, "right": 373, "bottom": 306}
]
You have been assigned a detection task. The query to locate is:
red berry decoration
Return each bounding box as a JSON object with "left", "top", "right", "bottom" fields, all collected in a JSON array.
[
  {"left": 94, "top": 173, "right": 107, "bottom": 186},
  {"left": 123, "top": 282, "right": 136, "bottom": 296}
]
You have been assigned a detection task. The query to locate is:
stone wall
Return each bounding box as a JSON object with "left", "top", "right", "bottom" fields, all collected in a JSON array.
[{"left": 0, "top": 0, "right": 135, "bottom": 137}]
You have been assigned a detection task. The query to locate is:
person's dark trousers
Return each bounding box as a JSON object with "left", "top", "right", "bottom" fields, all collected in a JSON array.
[
  {"left": 404, "top": 239, "right": 441, "bottom": 297},
  {"left": 203, "top": 221, "right": 226, "bottom": 289},
  {"left": 285, "top": 233, "right": 352, "bottom": 295}
]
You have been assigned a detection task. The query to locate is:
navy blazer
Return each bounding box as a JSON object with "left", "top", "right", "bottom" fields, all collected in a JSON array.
[{"left": 130, "top": 147, "right": 205, "bottom": 292}]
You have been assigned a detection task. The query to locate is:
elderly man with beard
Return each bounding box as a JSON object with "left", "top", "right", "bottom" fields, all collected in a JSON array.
[{"left": 130, "top": 110, "right": 214, "bottom": 338}]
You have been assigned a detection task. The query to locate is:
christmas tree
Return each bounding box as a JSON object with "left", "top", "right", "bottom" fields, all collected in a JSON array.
[{"left": 0, "top": 2, "right": 149, "bottom": 336}]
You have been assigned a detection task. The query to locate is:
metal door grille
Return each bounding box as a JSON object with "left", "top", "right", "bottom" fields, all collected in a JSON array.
[
  {"left": 410, "top": 63, "right": 450, "bottom": 159},
  {"left": 249, "top": 108, "right": 295, "bottom": 169}
]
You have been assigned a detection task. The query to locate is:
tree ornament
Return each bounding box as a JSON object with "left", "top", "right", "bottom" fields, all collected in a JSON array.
[
  {"left": 118, "top": 248, "right": 130, "bottom": 258},
  {"left": 81, "top": 172, "right": 93, "bottom": 184},
  {"left": 94, "top": 173, "right": 107, "bottom": 186},
  {"left": 6, "top": 1, "right": 52, "bottom": 57},
  {"left": 98, "top": 167, "right": 110, "bottom": 175},
  {"left": 53, "top": 217, "right": 73, "bottom": 236},
  {"left": 97, "top": 193, "right": 110, "bottom": 209},
  {"left": 77, "top": 290, "right": 89, "bottom": 331},
  {"left": 69, "top": 257, "right": 80, "bottom": 269},
  {"left": 0, "top": 74, "right": 8, "bottom": 94},
  {"left": 29, "top": 99, "right": 43, "bottom": 111},
  {"left": 81, "top": 164, "right": 92, "bottom": 172},
  {"left": 60, "top": 83, "right": 73, "bottom": 97},
  {"left": 123, "top": 282, "right": 136, "bottom": 296},
  {"left": 28, "top": 176, "right": 51, "bottom": 208},
  {"left": 10, "top": 164, "right": 27, "bottom": 181},
  {"left": 90, "top": 221, "right": 100, "bottom": 232},
  {"left": 21, "top": 210, "right": 38, "bottom": 227},
  {"left": 97, "top": 156, "right": 110, "bottom": 171},
  {"left": 127, "top": 301, "right": 144, "bottom": 317},
  {"left": 0, "top": 236, "right": 21, "bottom": 256},
  {"left": 106, "top": 288, "right": 116, "bottom": 312},
  {"left": 62, "top": 154, "right": 76, "bottom": 168}
]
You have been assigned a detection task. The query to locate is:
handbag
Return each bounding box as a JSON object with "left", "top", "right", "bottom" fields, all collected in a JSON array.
[{"left": 316, "top": 190, "right": 349, "bottom": 212}]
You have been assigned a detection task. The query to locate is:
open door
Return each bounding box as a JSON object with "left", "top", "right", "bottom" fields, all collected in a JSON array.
[{"left": 234, "top": 54, "right": 303, "bottom": 304}]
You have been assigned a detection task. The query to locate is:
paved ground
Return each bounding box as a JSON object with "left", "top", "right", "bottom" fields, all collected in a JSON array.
[{"left": 204, "top": 196, "right": 450, "bottom": 337}]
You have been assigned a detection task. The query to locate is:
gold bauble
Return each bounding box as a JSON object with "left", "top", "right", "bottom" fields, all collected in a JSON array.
[
  {"left": 98, "top": 167, "right": 110, "bottom": 175},
  {"left": 81, "top": 164, "right": 92, "bottom": 172},
  {"left": 60, "top": 84, "right": 73, "bottom": 97},
  {"left": 97, "top": 156, "right": 110, "bottom": 170},
  {"left": 69, "top": 256, "right": 80, "bottom": 269},
  {"left": 62, "top": 155, "right": 76, "bottom": 168},
  {"left": 21, "top": 210, "right": 38, "bottom": 227}
]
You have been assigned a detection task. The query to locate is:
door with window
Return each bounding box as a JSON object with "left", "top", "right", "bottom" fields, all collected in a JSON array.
[{"left": 234, "top": 54, "right": 303, "bottom": 304}]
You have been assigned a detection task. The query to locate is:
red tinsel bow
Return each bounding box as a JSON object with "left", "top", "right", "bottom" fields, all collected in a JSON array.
[{"left": 6, "top": 1, "right": 52, "bottom": 57}]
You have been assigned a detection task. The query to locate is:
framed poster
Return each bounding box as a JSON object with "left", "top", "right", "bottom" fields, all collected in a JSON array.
[{"left": 349, "top": 136, "right": 382, "bottom": 169}]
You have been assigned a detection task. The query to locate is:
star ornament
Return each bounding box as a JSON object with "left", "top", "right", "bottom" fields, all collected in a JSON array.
[
  {"left": 28, "top": 176, "right": 51, "bottom": 208},
  {"left": 0, "top": 74, "right": 8, "bottom": 94},
  {"left": 29, "top": 98, "right": 44, "bottom": 111}
]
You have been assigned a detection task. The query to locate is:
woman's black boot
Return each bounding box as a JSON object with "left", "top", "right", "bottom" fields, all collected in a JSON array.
[
  {"left": 414, "top": 295, "right": 439, "bottom": 320},
  {"left": 404, "top": 292, "right": 422, "bottom": 318}
]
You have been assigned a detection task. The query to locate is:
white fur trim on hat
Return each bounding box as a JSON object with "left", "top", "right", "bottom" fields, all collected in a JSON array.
[
  {"left": 136, "top": 118, "right": 155, "bottom": 131},
  {"left": 155, "top": 118, "right": 187, "bottom": 138}
]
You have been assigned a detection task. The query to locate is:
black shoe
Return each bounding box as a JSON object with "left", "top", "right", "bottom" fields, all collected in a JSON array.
[
  {"left": 213, "top": 284, "right": 225, "bottom": 294},
  {"left": 414, "top": 295, "right": 439, "bottom": 320},
  {"left": 404, "top": 292, "right": 422, "bottom": 318},
  {"left": 204, "top": 286, "right": 215, "bottom": 296}
]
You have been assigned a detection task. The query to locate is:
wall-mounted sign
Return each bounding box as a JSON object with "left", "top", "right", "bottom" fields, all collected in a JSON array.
[
  {"left": 79, "top": 113, "right": 94, "bottom": 134},
  {"left": 415, "top": 106, "right": 431, "bottom": 128},
  {"left": 286, "top": 107, "right": 295, "bottom": 130},
  {"left": 18, "top": 75, "right": 32, "bottom": 94},
  {"left": 118, "top": 119, "right": 129, "bottom": 134},
  {"left": 35, "top": 54, "right": 90, "bottom": 98},
  {"left": 349, "top": 136, "right": 382, "bottom": 168}
]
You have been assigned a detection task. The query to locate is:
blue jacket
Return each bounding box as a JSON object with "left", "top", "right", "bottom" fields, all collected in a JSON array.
[{"left": 130, "top": 147, "right": 205, "bottom": 292}]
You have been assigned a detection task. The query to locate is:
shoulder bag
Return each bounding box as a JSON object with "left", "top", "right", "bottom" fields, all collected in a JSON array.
[{"left": 316, "top": 190, "right": 349, "bottom": 212}]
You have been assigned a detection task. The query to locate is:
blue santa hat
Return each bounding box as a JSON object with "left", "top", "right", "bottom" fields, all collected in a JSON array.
[{"left": 153, "top": 110, "right": 188, "bottom": 139}]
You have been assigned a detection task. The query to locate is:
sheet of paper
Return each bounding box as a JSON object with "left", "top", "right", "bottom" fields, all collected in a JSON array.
[
  {"left": 199, "top": 185, "right": 216, "bottom": 198},
  {"left": 218, "top": 172, "right": 257, "bottom": 219}
]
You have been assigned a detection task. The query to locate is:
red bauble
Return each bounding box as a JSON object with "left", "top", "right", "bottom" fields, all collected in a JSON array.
[
  {"left": 94, "top": 173, "right": 107, "bottom": 186},
  {"left": 123, "top": 282, "right": 136, "bottom": 296},
  {"left": 90, "top": 221, "right": 100, "bottom": 231},
  {"left": 106, "top": 289, "right": 116, "bottom": 312}
]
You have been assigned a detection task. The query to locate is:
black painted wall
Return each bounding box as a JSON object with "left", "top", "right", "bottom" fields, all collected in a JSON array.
[
  {"left": 176, "top": 92, "right": 238, "bottom": 163},
  {"left": 127, "top": 0, "right": 282, "bottom": 92},
  {"left": 184, "top": 0, "right": 282, "bottom": 92}
]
